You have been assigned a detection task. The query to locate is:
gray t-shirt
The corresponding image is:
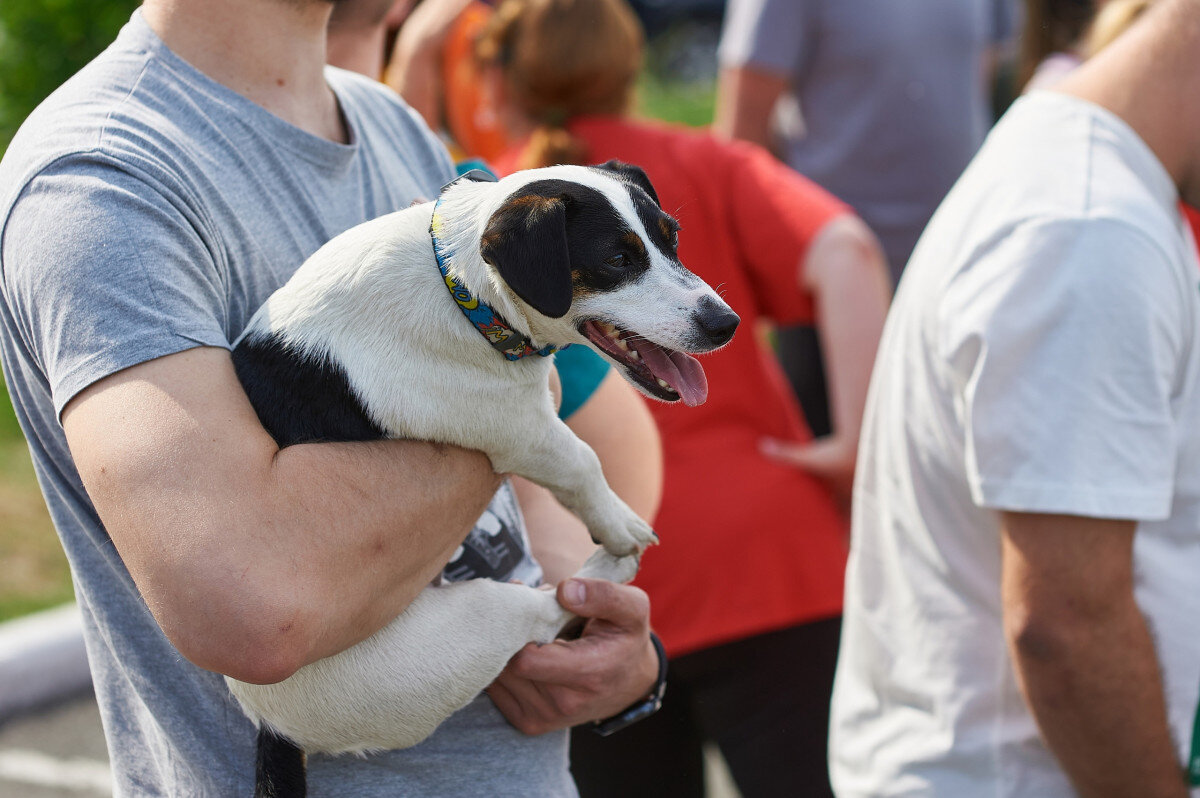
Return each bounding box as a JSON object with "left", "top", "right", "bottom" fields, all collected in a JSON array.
[
  {"left": 0, "top": 11, "right": 569, "bottom": 797},
  {"left": 718, "top": 0, "right": 1017, "bottom": 278}
]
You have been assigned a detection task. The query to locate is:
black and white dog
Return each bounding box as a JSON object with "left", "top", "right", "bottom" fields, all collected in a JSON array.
[{"left": 225, "top": 162, "right": 738, "bottom": 795}]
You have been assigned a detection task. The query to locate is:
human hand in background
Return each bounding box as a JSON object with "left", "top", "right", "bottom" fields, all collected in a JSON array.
[{"left": 761, "top": 435, "right": 856, "bottom": 508}]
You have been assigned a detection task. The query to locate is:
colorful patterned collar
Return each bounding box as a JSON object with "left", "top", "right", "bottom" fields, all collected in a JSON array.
[{"left": 430, "top": 170, "right": 560, "bottom": 362}]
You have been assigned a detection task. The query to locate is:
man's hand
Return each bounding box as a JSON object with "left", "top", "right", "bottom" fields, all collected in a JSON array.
[
  {"left": 760, "top": 434, "right": 856, "bottom": 503},
  {"left": 487, "top": 577, "right": 658, "bottom": 735}
]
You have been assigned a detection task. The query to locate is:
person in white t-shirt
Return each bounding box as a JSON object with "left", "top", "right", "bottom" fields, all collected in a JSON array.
[{"left": 830, "top": 2, "right": 1200, "bottom": 796}]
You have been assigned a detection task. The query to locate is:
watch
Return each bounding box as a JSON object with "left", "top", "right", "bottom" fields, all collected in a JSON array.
[{"left": 589, "top": 631, "right": 668, "bottom": 737}]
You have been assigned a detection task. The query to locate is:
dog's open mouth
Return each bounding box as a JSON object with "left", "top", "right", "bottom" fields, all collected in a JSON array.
[{"left": 579, "top": 320, "right": 708, "bottom": 406}]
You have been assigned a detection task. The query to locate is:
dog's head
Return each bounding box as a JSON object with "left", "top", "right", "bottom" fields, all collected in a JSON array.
[{"left": 467, "top": 161, "right": 738, "bottom": 406}]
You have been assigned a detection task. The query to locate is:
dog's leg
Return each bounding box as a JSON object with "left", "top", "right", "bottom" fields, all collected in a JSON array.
[
  {"left": 572, "top": 548, "right": 641, "bottom": 584},
  {"left": 489, "top": 409, "right": 658, "bottom": 557}
]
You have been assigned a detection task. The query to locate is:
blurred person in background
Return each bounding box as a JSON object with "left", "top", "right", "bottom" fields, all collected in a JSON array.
[
  {"left": 0, "top": 0, "right": 665, "bottom": 793},
  {"left": 1018, "top": 0, "right": 1157, "bottom": 93},
  {"left": 713, "top": 0, "right": 1016, "bottom": 438},
  {"left": 1018, "top": 0, "right": 1095, "bottom": 92},
  {"left": 473, "top": 0, "right": 892, "bottom": 795},
  {"left": 1082, "top": 0, "right": 1155, "bottom": 51},
  {"left": 829, "top": 0, "right": 1200, "bottom": 795}
]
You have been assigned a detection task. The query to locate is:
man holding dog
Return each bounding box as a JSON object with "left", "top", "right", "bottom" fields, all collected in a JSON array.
[
  {"left": 0, "top": 0, "right": 660, "bottom": 794},
  {"left": 830, "top": 1, "right": 1200, "bottom": 796}
]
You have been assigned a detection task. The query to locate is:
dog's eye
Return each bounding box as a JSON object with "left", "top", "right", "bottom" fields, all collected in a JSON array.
[
  {"left": 605, "top": 254, "right": 627, "bottom": 268},
  {"left": 668, "top": 230, "right": 679, "bottom": 249}
]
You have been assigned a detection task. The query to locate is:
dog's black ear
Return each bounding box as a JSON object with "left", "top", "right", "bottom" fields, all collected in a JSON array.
[
  {"left": 481, "top": 185, "right": 574, "bottom": 319},
  {"left": 596, "top": 160, "right": 660, "bottom": 207}
]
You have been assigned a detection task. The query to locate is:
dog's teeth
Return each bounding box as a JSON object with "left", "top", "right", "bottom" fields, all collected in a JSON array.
[
  {"left": 657, "top": 378, "right": 670, "bottom": 389},
  {"left": 631, "top": 351, "right": 640, "bottom": 360},
  {"left": 617, "top": 338, "right": 630, "bottom": 351}
]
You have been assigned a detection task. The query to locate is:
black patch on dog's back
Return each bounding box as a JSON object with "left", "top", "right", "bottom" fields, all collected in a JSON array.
[{"left": 233, "top": 331, "right": 386, "bottom": 448}]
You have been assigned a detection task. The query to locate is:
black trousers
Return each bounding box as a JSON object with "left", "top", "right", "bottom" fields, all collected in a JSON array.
[
  {"left": 570, "top": 617, "right": 842, "bottom": 798},
  {"left": 774, "top": 326, "right": 830, "bottom": 439}
]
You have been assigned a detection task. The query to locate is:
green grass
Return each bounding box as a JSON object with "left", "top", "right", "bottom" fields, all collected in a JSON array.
[
  {"left": 636, "top": 70, "right": 716, "bottom": 128},
  {"left": 0, "top": 406, "right": 72, "bottom": 622}
]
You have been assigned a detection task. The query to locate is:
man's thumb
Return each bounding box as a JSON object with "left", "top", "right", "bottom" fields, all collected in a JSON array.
[{"left": 557, "top": 578, "right": 648, "bottom": 628}]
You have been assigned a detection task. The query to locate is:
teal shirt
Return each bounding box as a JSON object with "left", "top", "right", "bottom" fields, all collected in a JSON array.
[{"left": 555, "top": 345, "right": 611, "bottom": 420}]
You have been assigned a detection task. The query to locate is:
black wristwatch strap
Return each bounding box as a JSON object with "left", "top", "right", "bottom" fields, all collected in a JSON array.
[{"left": 590, "top": 631, "right": 668, "bottom": 737}]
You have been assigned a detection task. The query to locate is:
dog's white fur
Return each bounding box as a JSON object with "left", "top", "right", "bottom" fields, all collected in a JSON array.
[{"left": 225, "top": 165, "right": 732, "bottom": 754}]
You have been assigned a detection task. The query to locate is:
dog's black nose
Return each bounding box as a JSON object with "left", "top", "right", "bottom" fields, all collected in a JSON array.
[{"left": 693, "top": 297, "right": 740, "bottom": 347}]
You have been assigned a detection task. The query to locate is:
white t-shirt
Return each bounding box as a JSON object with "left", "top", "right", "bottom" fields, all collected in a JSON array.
[{"left": 830, "top": 91, "right": 1200, "bottom": 797}]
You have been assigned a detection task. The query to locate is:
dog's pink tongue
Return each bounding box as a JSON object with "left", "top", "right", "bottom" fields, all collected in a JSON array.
[{"left": 639, "top": 344, "right": 708, "bottom": 406}]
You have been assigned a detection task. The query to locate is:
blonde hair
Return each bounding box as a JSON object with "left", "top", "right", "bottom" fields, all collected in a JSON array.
[
  {"left": 1083, "top": 0, "right": 1155, "bottom": 55},
  {"left": 476, "top": 0, "right": 645, "bottom": 169}
]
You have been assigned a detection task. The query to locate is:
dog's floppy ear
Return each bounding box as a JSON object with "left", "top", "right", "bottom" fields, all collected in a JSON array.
[
  {"left": 480, "top": 183, "right": 574, "bottom": 319},
  {"left": 596, "top": 160, "right": 660, "bottom": 207}
]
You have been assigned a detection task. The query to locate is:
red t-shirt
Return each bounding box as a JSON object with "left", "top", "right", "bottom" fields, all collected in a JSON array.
[
  {"left": 1183, "top": 203, "right": 1200, "bottom": 255},
  {"left": 497, "top": 116, "right": 852, "bottom": 656}
]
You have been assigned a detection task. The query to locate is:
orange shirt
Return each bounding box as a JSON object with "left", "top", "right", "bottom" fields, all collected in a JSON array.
[{"left": 497, "top": 116, "right": 852, "bottom": 656}]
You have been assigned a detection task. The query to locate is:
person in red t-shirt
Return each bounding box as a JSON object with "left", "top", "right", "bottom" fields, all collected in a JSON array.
[{"left": 472, "top": 1, "right": 891, "bottom": 795}]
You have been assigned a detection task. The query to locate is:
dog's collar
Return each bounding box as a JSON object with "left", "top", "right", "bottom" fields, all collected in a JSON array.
[{"left": 430, "top": 170, "right": 560, "bottom": 362}]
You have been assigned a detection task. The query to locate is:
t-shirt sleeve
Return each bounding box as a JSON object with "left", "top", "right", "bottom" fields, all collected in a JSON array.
[
  {"left": 553, "top": 345, "right": 611, "bottom": 421},
  {"left": 938, "top": 217, "right": 1188, "bottom": 521},
  {"left": 1, "top": 154, "right": 230, "bottom": 419},
  {"left": 717, "top": 0, "right": 811, "bottom": 75},
  {"left": 724, "top": 140, "right": 852, "bottom": 325}
]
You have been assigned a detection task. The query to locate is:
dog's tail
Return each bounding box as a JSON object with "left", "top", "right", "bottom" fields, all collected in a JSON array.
[{"left": 254, "top": 726, "right": 306, "bottom": 798}]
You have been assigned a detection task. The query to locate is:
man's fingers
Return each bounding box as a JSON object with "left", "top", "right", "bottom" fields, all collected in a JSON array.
[
  {"left": 488, "top": 663, "right": 578, "bottom": 734},
  {"left": 761, "top": 436, "right": 855, "bottom": 481},
  {"left": 508, "top": 639, "right": 615, "bottom": 687},
  {"left": 760, "top": 437, "right": 822, "bottom": 467},
  {"left": 556, "top": 578, "right": 650, "bottom": 630}
]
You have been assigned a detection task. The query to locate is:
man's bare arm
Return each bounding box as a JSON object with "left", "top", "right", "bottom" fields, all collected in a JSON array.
[
  {"left": 760, "top": 215, "right": 891, "bottom": 499},
  {"left": 62, "top": 346, "right": 501, "bottom": 684},
  {"left": 713, "top": 64, "right": 789, "bottom": 152},
  {"left": 1001, "top": 511, "right": 1187, "bottom": 798}
]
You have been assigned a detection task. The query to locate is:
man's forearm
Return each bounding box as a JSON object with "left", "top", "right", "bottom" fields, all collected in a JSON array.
[
  {"left": 713, "top": 65, "right": 788, "bottom": 151},
  {"left": 1001, "top": 513, "right": 1186, "bottom": 798},
  {"left": 807, "top": 215, "right": 890, "bottom": 447},
  {"left": 257, "top": 439, "right": 501, "bottom": 669},
  {"left": 1010, "top": 601, "right": 1186, "bottom": 797},
  {"left": 64, "top": 347, "right": 502, "bottom": 683}
]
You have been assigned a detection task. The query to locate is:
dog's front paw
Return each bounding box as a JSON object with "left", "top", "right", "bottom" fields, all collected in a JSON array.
[
  {"left": 575, "top": 549, "right": 641, "bottom": 584},
  {"left": 586, "top": 502, "right": 658, "bottom": 557}
]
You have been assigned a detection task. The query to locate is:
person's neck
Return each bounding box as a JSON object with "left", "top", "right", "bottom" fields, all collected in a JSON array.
[
  {"left": 326, "top": 23, "right": 388, "bottom": 79},
  {"left": 1055, "top": 0, "right": 1200, "bottom": 205},
  {"left": 142, "top": 0, "right": 347, "bottom": 143}
]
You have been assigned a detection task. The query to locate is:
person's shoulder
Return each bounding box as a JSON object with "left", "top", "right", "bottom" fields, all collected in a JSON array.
[
  {"left": 987, "top": 93, "right": 1180, "bottom": 245},
  {"left": 324, "top": 67, "right": 453, "bottom": 181},
  {"left": 325, "top": 66, "right": 425, "bottom": 134},
  {"left": 0, "top": 24, "right": 185, "bottom": 230},
  {"left": 324, "top": 66, "right": 403, "bottom": 111}
]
